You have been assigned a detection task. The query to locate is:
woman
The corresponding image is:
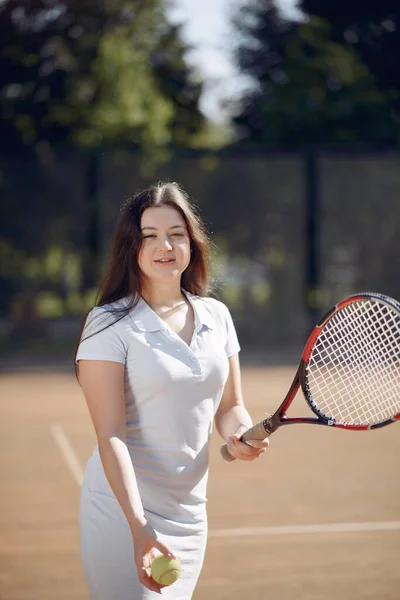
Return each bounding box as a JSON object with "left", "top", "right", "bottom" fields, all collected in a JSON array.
[{"left": 75, "top": 182, "right": 269, "bottom": 599}]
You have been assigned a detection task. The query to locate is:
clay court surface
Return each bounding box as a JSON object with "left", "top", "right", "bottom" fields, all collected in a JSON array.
[{"left": 0, "top": 366, "right": 399, "bottom": 600}]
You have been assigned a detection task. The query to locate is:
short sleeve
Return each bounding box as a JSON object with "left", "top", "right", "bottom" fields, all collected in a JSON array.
[
  {"left": 76, "top": 307, "right": 127, "bottom": 365},
  {"left": 222, "top": 304, "right": 241, "bottom": 358}
]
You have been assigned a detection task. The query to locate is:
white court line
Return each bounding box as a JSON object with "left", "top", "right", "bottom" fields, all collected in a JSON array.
[
  {"left": 50, "top": 423, "right": 84, "bottom": 487},
  {"left": 208, "top": 521, "right": 400, "bottom": 538},
  {"left": 48, "top": 424, "right": 400, "bottom": 539}
]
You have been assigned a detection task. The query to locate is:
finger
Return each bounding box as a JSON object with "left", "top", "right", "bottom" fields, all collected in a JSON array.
[
  {"left": 237, "top": 449, "right": 265, "bottom": 461},
  {"left": 245, "top": 438, "right": 270, "bottom": 449},
  {"left": 230, "top": 436, "right": 258, "bottom": 455},
  {"left": 138, "top": 567, "right": 163, "bottom": 594},
  {"left": 232, "top": 433, "right": 270, "bottom": 449},
  {"left": 142, "top": 548, "right": 158, "bottom": 570},
  {"left": 232, "top": 425, "right": 250, "bottom": 439},
  {"left": 155, "top": 540, "right": 176, "bottom": 559},
  {"left": 226, "top": 437, "right": 261, "bottom": 461},
  {"left": 226, "top": 436, "right": 249, "bottom": 458},
  {"left": 234, "top": 437, "right": 266, "bottom": 457}
]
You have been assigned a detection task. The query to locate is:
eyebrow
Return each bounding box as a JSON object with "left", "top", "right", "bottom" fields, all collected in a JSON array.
[{"left": 141, "top": 225, "right": 185, "bottom": 231}]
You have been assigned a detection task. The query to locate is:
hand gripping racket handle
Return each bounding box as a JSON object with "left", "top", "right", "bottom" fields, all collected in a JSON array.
[{"left": 220, "top": 420, "right": 271, "bottom": 463}]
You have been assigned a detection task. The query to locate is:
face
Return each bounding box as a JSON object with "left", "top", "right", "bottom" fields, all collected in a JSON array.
[{"left": 138, "top": 205, "right": 191, "bottom": 286}]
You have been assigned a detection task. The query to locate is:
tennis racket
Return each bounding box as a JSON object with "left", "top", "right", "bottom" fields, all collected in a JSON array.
[{"left": 221, "top": 292, "right": 400, "bottom": 462}]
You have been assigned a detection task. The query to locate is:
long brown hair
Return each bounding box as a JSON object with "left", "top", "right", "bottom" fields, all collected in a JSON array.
[{"left": 74, "top": 182, "right": 212, "bottom": 369}]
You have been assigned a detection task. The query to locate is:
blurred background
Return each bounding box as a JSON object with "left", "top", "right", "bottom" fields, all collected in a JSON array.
[
  {"left": 1, "top": 1, "right": 400, "bottom": 599},
  {"left": 2, "top": 0, "right": 400, "bottom": 366}
]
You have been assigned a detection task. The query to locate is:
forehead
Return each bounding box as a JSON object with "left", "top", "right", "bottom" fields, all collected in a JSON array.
[{"left": 141, "top": 205, "right": 186, "bottom": 228}]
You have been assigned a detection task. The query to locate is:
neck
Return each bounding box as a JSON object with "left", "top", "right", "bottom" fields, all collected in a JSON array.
[{"left": 140, "top": 282, "right": 186, "bottom": 310}]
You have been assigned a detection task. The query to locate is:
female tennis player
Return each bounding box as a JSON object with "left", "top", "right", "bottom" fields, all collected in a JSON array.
[{"left": 74, "top": 182, "right": 269, "bottom": 599}]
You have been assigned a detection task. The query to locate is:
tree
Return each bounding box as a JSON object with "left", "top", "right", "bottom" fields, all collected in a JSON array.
[
  {"left": 151, "top": 23, "right": 205, "bottom": 145},
  {"left": 299, "top": 0, "right": 400, "bottom": 108},
  {"left": 230, "top": 0, "right": 292, "bottom": 141},
  {"left": 230, "top": 0, "right": 398, "bottom": 144},
  {"left": 0, "top": 0, "right": 205, "bottom": 152},
  {"left": 0, "top": 0, "right": 207, "bottom": 326}
]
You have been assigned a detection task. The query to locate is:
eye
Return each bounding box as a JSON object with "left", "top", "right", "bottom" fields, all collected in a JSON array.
[
  {"left": 172, "top": 232, "right": 184, "bottom": 237},
  {"left": 143, "top": 234, "right": 156, "bottom": 239}
]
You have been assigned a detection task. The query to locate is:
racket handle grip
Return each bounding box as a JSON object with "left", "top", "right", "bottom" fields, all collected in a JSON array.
[{"left": 220, "top": 421, "right": 271, "bottom": 463}]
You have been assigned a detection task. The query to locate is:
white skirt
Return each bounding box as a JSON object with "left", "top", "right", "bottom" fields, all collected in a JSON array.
[{"left": 79, "top": 452, "right": 208, "bottom": 600}]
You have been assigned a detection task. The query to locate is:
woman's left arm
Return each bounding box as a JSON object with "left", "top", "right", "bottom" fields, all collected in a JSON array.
[{"left": 214, "top": 353, "right": 269, "bottom": 462}]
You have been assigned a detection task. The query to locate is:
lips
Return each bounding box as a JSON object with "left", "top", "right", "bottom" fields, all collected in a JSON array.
[{"left": 154, "top": 258, "right": 175, "bottom": 264}]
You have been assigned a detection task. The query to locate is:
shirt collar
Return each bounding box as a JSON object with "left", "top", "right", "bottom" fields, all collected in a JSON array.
[
  {"left": 129, "top": 297, "right": 162, "bottom": 332},
  {"left": 129, "top": 290, "right": 215, "bottom": 333},
  {"left": 185, "top": 291, "right": 215, "bottom": 331}
]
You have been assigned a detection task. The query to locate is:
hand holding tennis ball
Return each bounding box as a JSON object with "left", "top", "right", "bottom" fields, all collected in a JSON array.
[{"left": 151, "top": 554, "right": 182, "bottom": 586}]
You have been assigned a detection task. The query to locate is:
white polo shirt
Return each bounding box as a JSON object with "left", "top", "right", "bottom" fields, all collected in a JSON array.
[{"left": 76, "top": 290, "right": 240, "bottom": 525}]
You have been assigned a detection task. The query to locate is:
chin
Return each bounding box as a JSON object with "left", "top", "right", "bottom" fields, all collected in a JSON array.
[{"left": 152, "top": 269, "right": 182, "bottom": 281}]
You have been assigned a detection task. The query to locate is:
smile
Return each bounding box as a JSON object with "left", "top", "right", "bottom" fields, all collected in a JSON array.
[{"left": 154, "top": 258, "right": 175, "bottom": 263}]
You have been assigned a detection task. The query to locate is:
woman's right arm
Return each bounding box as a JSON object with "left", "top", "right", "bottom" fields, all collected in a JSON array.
[{"left": 78, "top": 359, "right": 174, "bottom": 593}]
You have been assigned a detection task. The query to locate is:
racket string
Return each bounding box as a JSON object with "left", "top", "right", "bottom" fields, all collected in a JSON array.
[
  {"left": 346, "top": 303, "right": 400, "bottom": 421},
  {"left": 314, "top": 304, "right": 400, "bottom": 423},
  {"left": 330, "top": 307, "right": 397, "bottom": 422},
  {"left": 323, "top": 303, "right": 400, "bottom": 423},
  {"left": 310, "top": 315, "right": 376, "bottom": 423},
  {"left": 305, "top": 299, "right": 400, "bottom": 425}
]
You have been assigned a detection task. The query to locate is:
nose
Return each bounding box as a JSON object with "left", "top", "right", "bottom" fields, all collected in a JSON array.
[{"left": 159, "top": 235, "right": 173, "bottom": 251}]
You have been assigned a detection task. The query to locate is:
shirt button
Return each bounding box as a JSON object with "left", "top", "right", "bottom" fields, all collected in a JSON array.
[{"left": 190, "top": 356, "right": 196, "bottom": 361}]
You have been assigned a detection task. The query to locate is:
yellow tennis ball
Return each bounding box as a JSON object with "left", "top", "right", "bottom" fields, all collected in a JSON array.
[{"left": 151, "top": 555, "right": 182, "bottom": 586}]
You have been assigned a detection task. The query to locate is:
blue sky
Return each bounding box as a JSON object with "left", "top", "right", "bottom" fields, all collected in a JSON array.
[{"left": 167, "top": 0, "right": 302, "bottom": 121}]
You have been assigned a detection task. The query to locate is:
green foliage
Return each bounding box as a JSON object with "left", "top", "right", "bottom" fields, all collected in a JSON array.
[
  {"left": 299, "top": 0, "right": 400, "bottom": 93},
  {"left": 231, "top": 2, "right": 399, "bottom": 144},
  {"left": 151, "top": 23, "right": 205, "bottom": 145},
  {"left": 0, "top": 0, "right": 209, "bottom": 323},
  {"left": 0, "top": 0, "right": 205, "bottom": 152},
  {"left": 262, "top": 18, "right": 397, "bottom": 143},
  {"left": 73, "top": 32, "right": 174, "bottom": 147},
  {"left": 298, "top": 1, "right": 400, "bottom": 129}
]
